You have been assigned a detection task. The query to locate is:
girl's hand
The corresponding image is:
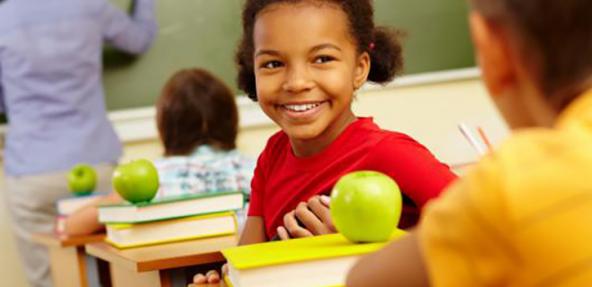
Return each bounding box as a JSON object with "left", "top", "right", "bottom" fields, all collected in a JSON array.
[
  {"left": 278, "top": 195, "right": 335, "bottom": 240},
  {"left": 191, "top": 264, "right": 228, "bottom": 286}
]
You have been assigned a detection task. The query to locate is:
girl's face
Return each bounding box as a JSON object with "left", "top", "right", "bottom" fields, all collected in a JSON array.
[{"left": 253, "top": 3, "right": 370, "bottom": 156}]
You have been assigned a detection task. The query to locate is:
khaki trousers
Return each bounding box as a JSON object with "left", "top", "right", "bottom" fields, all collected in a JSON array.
[{"left": 3, "top": 164, "right": 114, "bottom": 287}]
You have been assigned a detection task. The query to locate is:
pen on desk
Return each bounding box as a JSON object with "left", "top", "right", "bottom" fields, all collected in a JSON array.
[
  {"left": 458, "top": 123, "right": 488, "bottom": 156},
  {"left": 477, "top": 126, "right": 493, "bottom": 152}
]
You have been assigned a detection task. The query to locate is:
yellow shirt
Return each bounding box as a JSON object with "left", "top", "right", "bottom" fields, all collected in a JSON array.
[{"left": 419, "top": 90, "right": 592, "bottom": 287}]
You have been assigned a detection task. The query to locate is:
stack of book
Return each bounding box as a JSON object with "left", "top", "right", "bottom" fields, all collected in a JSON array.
[
  {"left": 222, "top": 230, "right": 406, "bottom": 287},
  {"left": 98, "top": 191, "right": 244, "bottom": 249}
]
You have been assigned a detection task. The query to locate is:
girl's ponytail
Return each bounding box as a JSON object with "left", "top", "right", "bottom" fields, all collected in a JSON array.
[{"left": 367, "top": 27, "right": 405, "bottom": 84}]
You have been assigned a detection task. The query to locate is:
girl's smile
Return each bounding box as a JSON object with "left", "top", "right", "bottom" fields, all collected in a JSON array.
[{"left": 277, "top": 100, "right": 329, "bottom": 122}]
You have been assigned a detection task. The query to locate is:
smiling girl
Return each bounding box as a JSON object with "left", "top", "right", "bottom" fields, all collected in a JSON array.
[
  {"left": 239, "top": 0, "right": 456, "bottom": 243},
  {"left": 193, "top": 0, "right": 457, "bottom": 284}
]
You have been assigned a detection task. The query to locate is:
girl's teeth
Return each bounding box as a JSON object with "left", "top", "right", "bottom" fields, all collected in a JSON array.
[{"left": 285, "top": 103, "right": 321, "bottom": 112}]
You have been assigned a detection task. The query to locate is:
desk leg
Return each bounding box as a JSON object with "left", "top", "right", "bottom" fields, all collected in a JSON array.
[
  {"left": 110, "top": 263, "right": 162, "bottom": 287},
  {"left": 97, "top": 259, "right": 112, "bottom": 287},
  {"left": 48, "top": 246, "right": 88, "bottom": 287}
]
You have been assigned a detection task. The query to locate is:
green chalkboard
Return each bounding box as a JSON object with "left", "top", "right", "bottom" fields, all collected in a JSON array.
[
  {"left": 104, "top": 0, "right": 475, "bottom": 111},
  {"left": 374, "top": 0, "right": 475, "bottom": 75}
]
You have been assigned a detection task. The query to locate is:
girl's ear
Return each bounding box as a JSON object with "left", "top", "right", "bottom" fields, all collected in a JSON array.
[{"left": 353, "top": 52, "right": 371, "bottom": 90}]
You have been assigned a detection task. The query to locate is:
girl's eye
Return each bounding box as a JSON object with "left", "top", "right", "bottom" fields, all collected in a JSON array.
[
  {"left": 314, "top": 55, "right": 335, "bottom": 64},
  {"left": 261, "top": 60, "right": 283, "bottom": 69}
]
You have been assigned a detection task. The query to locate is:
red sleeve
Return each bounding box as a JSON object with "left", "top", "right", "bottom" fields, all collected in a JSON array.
[
  {"left": 247, "top": 150, "right": 266, "bottom": 217},
  {"left": 247, "top": 132, "right": 284, "bottom": 217},
  {"left": 366, "top": 133, "right": 457, "bottom": 208}
]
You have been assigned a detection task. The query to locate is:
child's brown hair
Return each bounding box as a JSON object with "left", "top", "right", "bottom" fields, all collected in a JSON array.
[
  {"left": 156, "top": 68, "right": 239, "bottom": 156},
  {"left": 236, "top": 0, "right": 404, "bottom": 101},
  {"left": 469, "top": 0, "right": 592, "bottom": 109}
]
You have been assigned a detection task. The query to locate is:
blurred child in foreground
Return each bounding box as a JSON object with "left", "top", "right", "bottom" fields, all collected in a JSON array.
[{"left": 347, "top": 0, "right": 592, "bottom": 286}]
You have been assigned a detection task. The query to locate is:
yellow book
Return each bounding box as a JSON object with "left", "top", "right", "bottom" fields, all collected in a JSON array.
[
  {"left": 106, "top": 211, "right": 237, "bottom": 249},
  {"left": 222, "top": 230, "right": 406, "bottom": 287}
]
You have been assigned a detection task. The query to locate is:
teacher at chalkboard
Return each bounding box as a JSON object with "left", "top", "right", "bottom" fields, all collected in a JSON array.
[{"left": 0, "top": 0, "right": 156, "bottom": 286}]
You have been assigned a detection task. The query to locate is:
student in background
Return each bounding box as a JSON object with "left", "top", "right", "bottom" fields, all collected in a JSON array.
[
  {"left": 0, "top": 1, "right": 156, "bottom": 286},
  {"left": 347, "top": 0, "right": 592, "bottom": 286},
  {"left": 62, "top": 68, "right": 254, "bottom": 236},
  {"left": 153, "top": 69, "right": 254, "bottom": 200},
  {"left": 193, "top": 0, "right": 457, "bottom": 284}
]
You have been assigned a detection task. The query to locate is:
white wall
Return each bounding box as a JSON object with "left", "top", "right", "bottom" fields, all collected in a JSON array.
[{"left": 0, "top": 72, "right": 508, "bottom": 286}]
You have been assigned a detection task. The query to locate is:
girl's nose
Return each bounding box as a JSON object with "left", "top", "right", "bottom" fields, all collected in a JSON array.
[{"left": 282, "top": 64, "right": 314, "bottom": 93}]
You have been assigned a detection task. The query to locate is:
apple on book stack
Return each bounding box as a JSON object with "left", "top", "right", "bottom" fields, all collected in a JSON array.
[{"left": 98, "top": 159, "right": 245, "bottom": 249}]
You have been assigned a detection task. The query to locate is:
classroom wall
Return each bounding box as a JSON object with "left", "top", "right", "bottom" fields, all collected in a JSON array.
[{"left": 0, "top": 76, "right": 507, "bottom": 286}]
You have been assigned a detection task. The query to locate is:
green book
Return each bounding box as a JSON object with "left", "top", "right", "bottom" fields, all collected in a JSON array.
[
  {"left": 98, "top": 191, "right": 244, "bottom": 224},
  {"left": 222, "top": 230, "right": 406, "bottom": 287}
]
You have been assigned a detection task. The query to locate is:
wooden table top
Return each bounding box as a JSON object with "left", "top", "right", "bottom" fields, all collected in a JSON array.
[
  {"left": 32, "top": 233, "right": 105, "bottom": 248},
  {"left": 86, "top": 235, "right": 238, "bottom": 272}
]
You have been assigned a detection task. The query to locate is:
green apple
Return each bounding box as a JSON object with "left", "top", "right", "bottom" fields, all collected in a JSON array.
[
  {"left": 67, "top": 164, "right": 97, "bottom": 196},
  {"left": 330, "top": 170, "right": 402, "bottom": 243},
  {"left": 112, "top": 159, "right": 159, "bottom": 204}
]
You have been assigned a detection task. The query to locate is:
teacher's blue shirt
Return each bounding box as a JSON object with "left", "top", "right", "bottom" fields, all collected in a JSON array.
[{"left": 0, "top": 0, "right": 156, "bottom": 176}]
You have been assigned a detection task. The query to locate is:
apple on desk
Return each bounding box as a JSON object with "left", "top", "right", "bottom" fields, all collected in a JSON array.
[
  {"left": 67, "top": 164, "right": 97, "bottom": 196},
  {"left": 330, "top": 170, "right": 402, "bottom": 243},
  {"left": 112, "top": 159, "right": 160, "bottom": 204}
]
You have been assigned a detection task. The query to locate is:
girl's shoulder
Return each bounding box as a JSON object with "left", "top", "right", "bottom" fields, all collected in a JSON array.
[
  {"left": 345, "top": 119, "right": 420, "bottom": 148},
  {"left": 347, "top": 125, "right": 435, "bottom": 162},
  {"left": 376, "top": 129, "right": 423, "bottom": 145},
  {"left": 343, "top": 118, "right": 409, "bottom": 139}
]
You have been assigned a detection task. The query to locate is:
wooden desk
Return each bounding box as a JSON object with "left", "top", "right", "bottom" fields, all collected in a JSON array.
[
  {"left": 32, "top": 233, "right": 106, "bottom": 287},
  {"left": 86, "top": 235, "right": 238, "bottom": 287}
]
